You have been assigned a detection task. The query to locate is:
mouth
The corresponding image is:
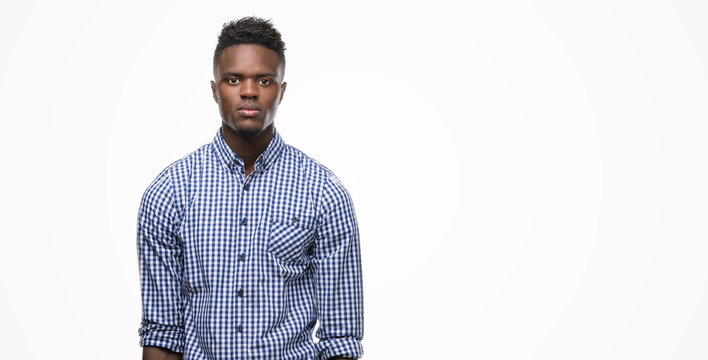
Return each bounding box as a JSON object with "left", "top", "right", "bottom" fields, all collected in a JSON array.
[{"left": 237, "top": 104, "right": 261, "bottom": 117}]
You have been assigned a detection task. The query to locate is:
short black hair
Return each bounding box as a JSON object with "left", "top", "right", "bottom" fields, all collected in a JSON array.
[{"left": 213, "top": 17, "right": 286, "bottom": 73}]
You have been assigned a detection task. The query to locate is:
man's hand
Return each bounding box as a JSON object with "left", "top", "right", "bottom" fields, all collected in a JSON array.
[{"left": 142, "top": 346, "right": 183, "bottom": 360}]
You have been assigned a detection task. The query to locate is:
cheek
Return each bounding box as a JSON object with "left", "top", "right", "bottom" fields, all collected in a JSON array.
[
  {"left": 217, "top": 85, "right": 236, "bottom": 98},
  {"left": 267, "top": 91, "right": 282, "bottom": 107},
  {"left": 220, "top": 93, "right": 239, "bottom": 107}
]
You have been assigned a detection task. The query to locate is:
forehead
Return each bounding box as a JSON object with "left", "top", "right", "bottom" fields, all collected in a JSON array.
[{"left": 216, "top": 44, "right": 282, "bottom": 75}]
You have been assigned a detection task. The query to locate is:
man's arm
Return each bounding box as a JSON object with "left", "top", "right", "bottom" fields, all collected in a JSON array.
[
  {"left": 137, "top": 169, "right": 185, "bottom": 356},
  {"left": 312, "top": 175, "right": 364, "bottom": 360},
  {"left": 143, "top": 346, "right": 183, "bottom": 360}
]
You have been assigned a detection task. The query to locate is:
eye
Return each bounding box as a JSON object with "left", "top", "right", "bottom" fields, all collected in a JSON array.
[
  {"left": 227, "top": 78, "right": 240, "bottom": 85},
  {"left": 258, "top": 79, "right": 273, "bottom": 86}
]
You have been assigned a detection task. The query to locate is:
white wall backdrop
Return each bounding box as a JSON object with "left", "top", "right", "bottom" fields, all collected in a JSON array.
[{"left": 1, "top": 0, "right": 707, "bottom": 359}]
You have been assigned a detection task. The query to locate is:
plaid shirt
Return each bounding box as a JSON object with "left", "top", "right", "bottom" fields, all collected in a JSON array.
[{"left": 137, "top": 129, "right": 363, "bottom": 359}]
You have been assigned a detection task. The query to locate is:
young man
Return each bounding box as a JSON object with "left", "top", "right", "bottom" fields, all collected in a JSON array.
[{"left": 137, "top": 17, "right": 363, "bottom": 360}]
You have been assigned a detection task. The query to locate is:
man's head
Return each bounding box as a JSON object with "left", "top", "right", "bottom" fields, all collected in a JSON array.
[
  {"left": 211, "top": 17, "right": 287, "bottom": 138},
  {"left": 213, "top": 17, "right": 286, "bottom": 77}
]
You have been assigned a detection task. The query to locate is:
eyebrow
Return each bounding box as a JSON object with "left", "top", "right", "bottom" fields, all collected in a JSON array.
[{"left": 222, "top": 72, "right": 278, "bottom": 78}]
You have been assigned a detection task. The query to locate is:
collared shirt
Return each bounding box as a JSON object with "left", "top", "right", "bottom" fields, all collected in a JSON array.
[{"left": 137, "top": 129, "right": 363, "bottom": 360}]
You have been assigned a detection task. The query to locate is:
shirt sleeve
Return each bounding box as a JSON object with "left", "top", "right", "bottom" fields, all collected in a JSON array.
[
  {"left": 137, "top": 168, "right": 185, "bottom": 353},
  {"left": 313, "top": 174, "right": 364, "bottom": 360}
]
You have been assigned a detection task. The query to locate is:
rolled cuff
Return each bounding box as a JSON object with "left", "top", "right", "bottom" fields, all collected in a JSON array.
[
  {"left": 138, "top": 320, "right": 184, "bottom": 354},
  {"left": 317, "top": 337, "right": 363, "bottom": 360}
]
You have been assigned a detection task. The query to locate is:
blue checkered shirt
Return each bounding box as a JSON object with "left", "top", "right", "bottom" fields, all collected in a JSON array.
[{"left": 137, "top": 129, "right": 363, "bottom": 359}]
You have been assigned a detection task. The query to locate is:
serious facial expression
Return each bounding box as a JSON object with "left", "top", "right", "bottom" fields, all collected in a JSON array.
[{"left": 211, "top": 44, "right": 286, "bottom": 138}]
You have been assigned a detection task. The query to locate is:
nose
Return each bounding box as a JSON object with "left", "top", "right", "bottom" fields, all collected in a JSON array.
[{"left": 240, "top": 79, "right": 258, "bottom": 99}]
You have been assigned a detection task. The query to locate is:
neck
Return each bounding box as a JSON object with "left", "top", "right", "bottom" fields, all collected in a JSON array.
[{"left": 221, "top": 123, "right": 274, "bottom": 175}]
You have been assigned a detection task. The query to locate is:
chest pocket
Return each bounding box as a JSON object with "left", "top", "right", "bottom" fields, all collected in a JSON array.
[{"left": 267, "top": 212, "right": 316, "bottom": 264}]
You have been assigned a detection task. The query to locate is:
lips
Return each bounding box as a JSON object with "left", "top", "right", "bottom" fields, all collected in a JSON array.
[
  {"left": 238, "top": 109, "right": 260, "bottom": 117},
  {"left": 237, "top": 103, "right": 261, "bottom": 117}
]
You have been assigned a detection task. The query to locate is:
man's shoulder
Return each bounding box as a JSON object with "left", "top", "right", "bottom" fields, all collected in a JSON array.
[
  {"left": 143, "top": 143, "right": 213, "bottom": 192},
  {"left": 282, "top": 144, "right": 351, "bottom": 202},
  {"left": 160, "top": 142, "right": 215, "bottom": 175},
  {"left": 281, "top": 144, "right": 339, "bottom": 181}
]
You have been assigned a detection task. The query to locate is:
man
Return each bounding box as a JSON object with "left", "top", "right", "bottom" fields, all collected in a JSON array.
[{"left": 137, "top": 17, "right": 363, "bottom": 360}]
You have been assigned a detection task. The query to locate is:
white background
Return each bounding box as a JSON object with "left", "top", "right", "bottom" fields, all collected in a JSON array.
[{"left": 1, "top": 0, "right": 707, "bottom": 359}]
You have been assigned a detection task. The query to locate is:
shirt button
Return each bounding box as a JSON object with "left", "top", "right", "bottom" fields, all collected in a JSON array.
[
  {"left": 243, "top": 183, "right": 249, "bottom": 191},
  {"left": 239, "top": 253, "right": 245, "bottom": 261},
  {"left": 237, "top": 325, "right": 243, "bottom": 332},
  {"left": 241, "top": 218, "right": 247, "bottom": 226},
  {"left": 291, "top": 216, "right": 298, "bottom": 223},
  {"left": 238, "top": 289, "right": 244, "bottom": 297}
]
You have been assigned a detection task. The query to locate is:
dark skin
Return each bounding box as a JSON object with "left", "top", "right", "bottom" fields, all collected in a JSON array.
[
  {"left": 142, "top": 346, "right": 181, "bottom": 360},
  {"left": 143, "top": 44, "right": 354, "bottom": 360}
]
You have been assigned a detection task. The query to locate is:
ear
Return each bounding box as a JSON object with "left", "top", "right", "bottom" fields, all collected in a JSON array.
[
  {"left": 279, "top": 82, "right": 287, "bottom": 104},
  {"left": 210, "top": 80, "right": 218, "bottom": 103}
]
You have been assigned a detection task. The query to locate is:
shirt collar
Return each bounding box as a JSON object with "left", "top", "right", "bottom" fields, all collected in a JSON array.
[{"left": 212, "top": 127, "right": 285, "bottom": 172}]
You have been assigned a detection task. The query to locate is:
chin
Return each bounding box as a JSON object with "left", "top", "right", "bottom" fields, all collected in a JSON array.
[
  {"left": 235, "top": 126, "right": 263, "bottom": 138},
  {"left": 224, "top": 119, "right": 264, "bottom": 138}
]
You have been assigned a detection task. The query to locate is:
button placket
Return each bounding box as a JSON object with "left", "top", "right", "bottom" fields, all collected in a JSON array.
[{"left": 234, "top": 162, "right": 249, "bottom": 342}]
